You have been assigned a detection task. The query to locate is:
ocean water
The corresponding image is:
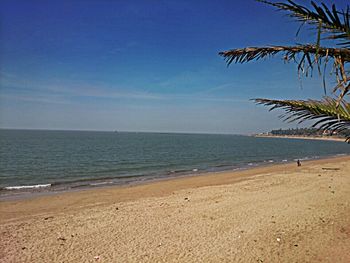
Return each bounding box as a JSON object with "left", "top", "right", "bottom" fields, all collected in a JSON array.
[{"left": 1, "top": 129, "right": 349, "bottom": 196}]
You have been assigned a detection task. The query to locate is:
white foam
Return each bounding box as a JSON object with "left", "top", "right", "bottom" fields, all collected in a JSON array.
[
  {"left": 4, "top": 184, "right": 51, "bottom": 190},
  {"left": 90, "top": 182, "right": 113, "bottom": 186}
]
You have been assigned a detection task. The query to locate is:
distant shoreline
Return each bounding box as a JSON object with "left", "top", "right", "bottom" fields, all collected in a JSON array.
[{"left": 255, "top": 134, "right": 346, "bottom": 142}]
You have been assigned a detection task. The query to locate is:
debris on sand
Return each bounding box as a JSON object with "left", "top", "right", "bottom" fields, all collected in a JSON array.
[{"left": 322, "top": 168, "right": 340, "bottom": 171}]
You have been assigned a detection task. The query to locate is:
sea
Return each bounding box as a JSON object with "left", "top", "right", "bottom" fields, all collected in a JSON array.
[{"left": 1, "top": 129, "right": 349, "bottom": 198}]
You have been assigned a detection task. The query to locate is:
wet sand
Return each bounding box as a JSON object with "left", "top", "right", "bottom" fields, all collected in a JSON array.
[{"left": 1, "top": 156, "right": 350, "bottom": 262}]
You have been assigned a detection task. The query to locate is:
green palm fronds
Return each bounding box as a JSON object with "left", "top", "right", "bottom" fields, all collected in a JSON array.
[
  {"left": 257, "top": 0, "right": 350, "bottom": 46},
  {"left": 219, "top": 1, "right": 350, "bottom": 140},
  {"left": 219, "top": 45, "right": 350, "bottom": 98},
  {"left": 219, "top": 45, "right": 350, "bottom": 66},
  {"left": 254, "top": 97, "right": 350, "bottom": 142},
  {"left": 219, "top": 43, "right": 350, "bottom": 99}
]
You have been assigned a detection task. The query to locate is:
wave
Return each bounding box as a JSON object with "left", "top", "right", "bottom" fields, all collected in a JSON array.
[
  {"left": 89, "top": 181, "right": 114, "bottom": 186},
  {"left": 4, "top": 184, "right": 51, "bottom": 190},
  {"left": 168, "top": 169, "right": 190, "bottom": 174},
  {"left": 2, "top": 153, "right": 348, "bottom": 195},
  {"left": 50, "top": 173, "right": 146, "bottom": 186}
]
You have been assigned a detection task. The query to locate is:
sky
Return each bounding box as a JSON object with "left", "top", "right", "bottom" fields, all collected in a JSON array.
[{"left": 0, "top": 0, "right": 349, "bottom": 134}]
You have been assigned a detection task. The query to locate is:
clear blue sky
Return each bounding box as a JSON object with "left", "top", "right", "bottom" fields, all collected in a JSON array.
[{"left": 0, "top": 0, "right": 348, "bottom": 134}]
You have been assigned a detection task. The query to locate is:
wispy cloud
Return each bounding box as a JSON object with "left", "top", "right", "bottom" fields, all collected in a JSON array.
[
  {"left": 0, "top": 71, "right": 250, "bottom": 105},
  {"left": 0, "top": 94, "right": 71, "bottom": 105},
  {"left": 164, "top": 94, "right": 248, "bottom": 103},
  {"left": 198, "top": 83, "right": 237, "bottom": 95},
  {"left": 0, "top": 73, "right": 163, "bottom": 101}
]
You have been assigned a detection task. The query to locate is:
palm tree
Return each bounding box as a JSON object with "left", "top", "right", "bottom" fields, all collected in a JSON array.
[{"left": 219, "top": 0, "right": 350, "bottom": 142}]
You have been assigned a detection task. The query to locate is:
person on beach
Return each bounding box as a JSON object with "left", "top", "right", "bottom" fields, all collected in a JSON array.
[{"left": 297, "top": 159, "right": 301, "bottom": 167}]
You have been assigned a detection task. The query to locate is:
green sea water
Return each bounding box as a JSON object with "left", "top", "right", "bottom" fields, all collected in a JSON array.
[{"left": 1, "top": 129, "right": 349, "bottom": 196}]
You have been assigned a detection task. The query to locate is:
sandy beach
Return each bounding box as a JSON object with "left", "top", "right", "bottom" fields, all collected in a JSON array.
[{"left": 1, "top": 155, "right": 350, "bottom": 262}]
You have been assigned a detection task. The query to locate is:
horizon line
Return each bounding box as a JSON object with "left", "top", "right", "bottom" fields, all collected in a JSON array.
[{"left": 0, "top": 127, "right": 252, "bottom": 136}]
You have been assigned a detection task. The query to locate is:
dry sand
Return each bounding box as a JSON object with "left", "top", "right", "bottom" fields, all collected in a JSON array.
[{"left": 1, "top": 156, "right": 350, "bottom": 262}]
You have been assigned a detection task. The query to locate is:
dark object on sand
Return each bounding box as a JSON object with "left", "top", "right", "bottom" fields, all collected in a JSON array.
[
  {"left": 322, "top": 168, "right": 340, "bottom": 171},
  {"left": 297, "top": 160, "right": 301, "bottom": 167}
]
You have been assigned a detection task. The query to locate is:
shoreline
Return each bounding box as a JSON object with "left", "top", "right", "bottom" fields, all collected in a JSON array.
[
  {"left": 1, "top": 155, "right": 350, "bottom": 262},
  {"left": 1, "top": 153, "right": 348, "bottom": 202},
  {"left": 255, "top": 134, "right": 346, "bottom": 142},
  {"left": 1, "top": 154, "right": 349, "bottom": 216}
]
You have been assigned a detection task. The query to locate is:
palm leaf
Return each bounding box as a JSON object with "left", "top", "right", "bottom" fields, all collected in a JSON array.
[
  {"left": 219, "top": 45, "right": 350, "bottom": 100},
  {"left": 257, "top": 0, "right": 350, "bottom": 46},
  {"left": 219, "top": 1, "right": 350, "bottom": 143},
  {"left": 254, "top": 97, "right": 350, "bottom": 142},
  {"left": 219, "top": 45, "right": 350, "bottom": 66}
]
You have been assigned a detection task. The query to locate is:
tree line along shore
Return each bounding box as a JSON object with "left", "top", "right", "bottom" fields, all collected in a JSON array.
[{"left": 254, "top": 128, "right": 349, "bottom": 142}]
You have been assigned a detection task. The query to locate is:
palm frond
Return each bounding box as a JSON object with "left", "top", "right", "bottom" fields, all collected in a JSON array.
[
  {"left": 257, "top": 0, "right": 350, "bottom": 46},
  {"left": 219, "top": 44, "right": 350, "bottom": 101},
  {"left": 254, "top": 97, "right": 350, "bottom": 142},
  {"left": 219, "top": 45, "right": 350, "bottom": 65}
]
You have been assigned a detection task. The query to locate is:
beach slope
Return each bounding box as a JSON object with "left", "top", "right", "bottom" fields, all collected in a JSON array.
[{"left": 1, "top": 156, "right": 350, "bottom": 262}]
